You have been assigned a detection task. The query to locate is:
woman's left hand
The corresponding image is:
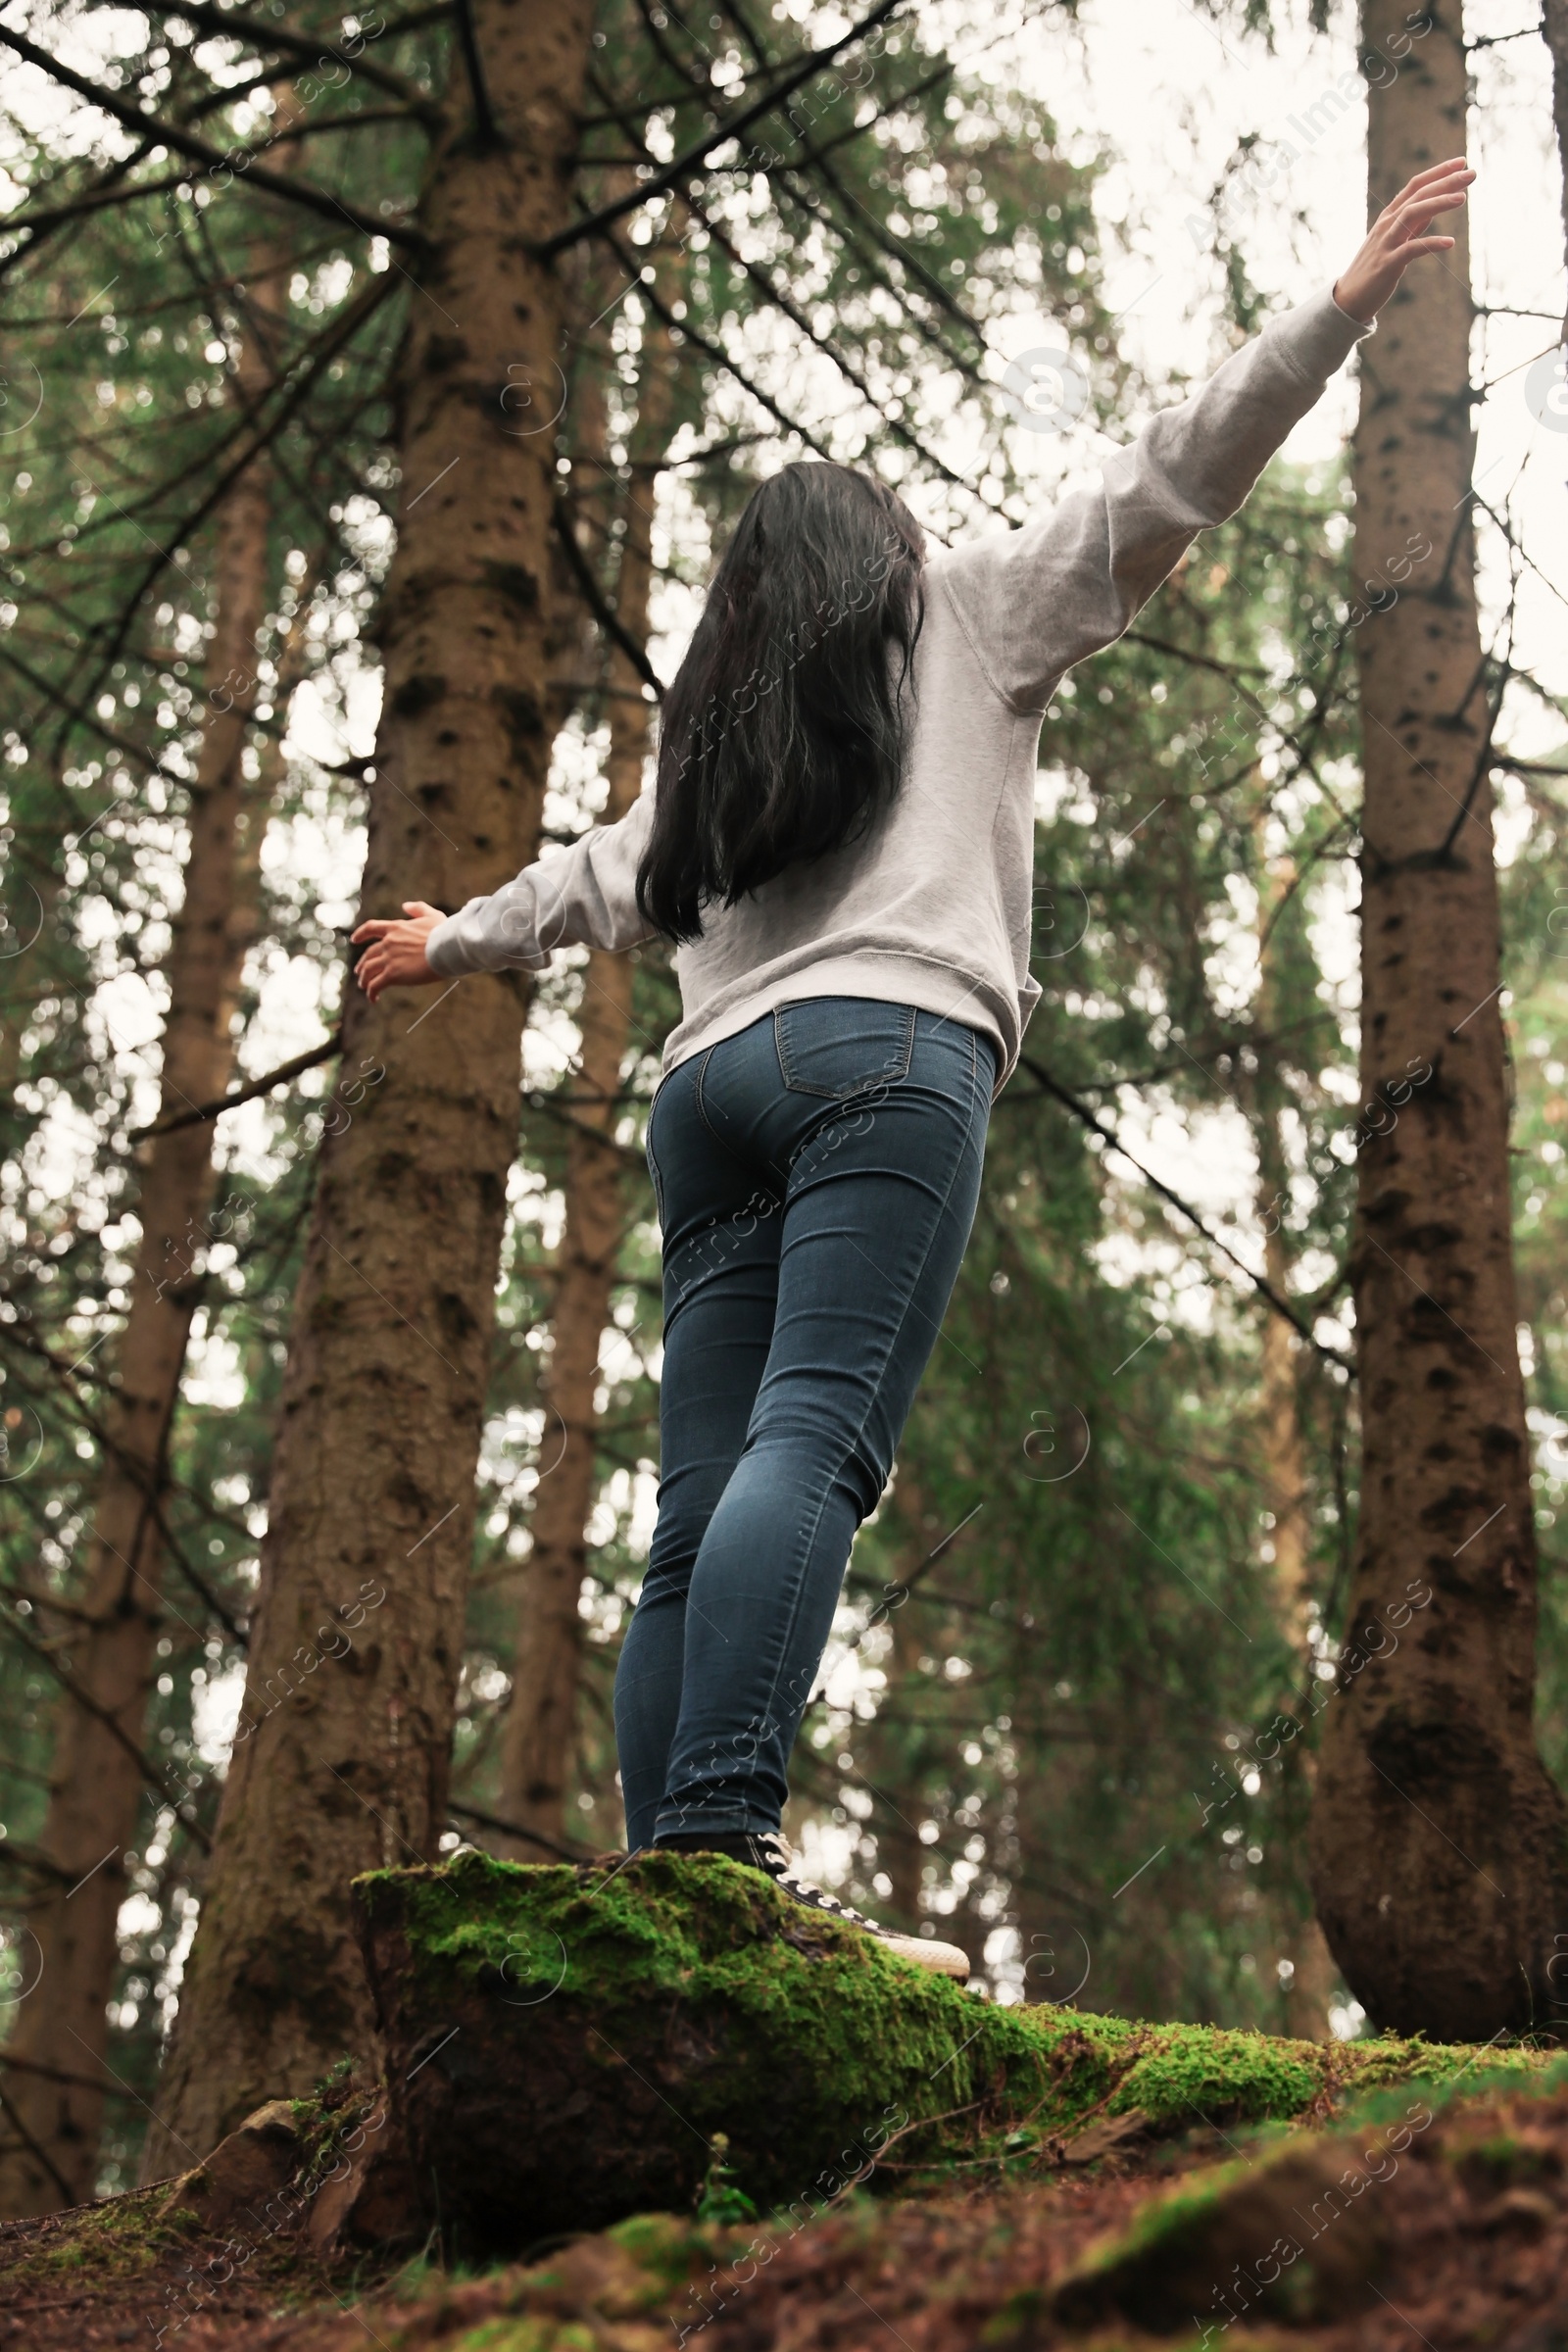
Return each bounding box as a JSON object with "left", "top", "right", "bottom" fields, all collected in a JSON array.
[
  {"left": 1333, "top": 158, "right": 1474, "bottom": 325},
  {"left": 351, "top": 901, "right": 447, "bottom": 1003}
]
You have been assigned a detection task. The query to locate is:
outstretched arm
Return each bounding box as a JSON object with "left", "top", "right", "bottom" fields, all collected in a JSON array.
[
  {"left": 936, "top": 161, "right": 1473, "bottom": 714},
  {"left": 352, "top": 790, "right": 658, "bottom": 1003}
]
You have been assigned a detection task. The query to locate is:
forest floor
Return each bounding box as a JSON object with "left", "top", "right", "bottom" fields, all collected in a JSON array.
[{"left": 4, "top": 2061, "right": 1567, "bottom": 2352}]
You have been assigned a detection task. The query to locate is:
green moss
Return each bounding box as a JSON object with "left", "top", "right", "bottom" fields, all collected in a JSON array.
[
  {"left": 288, "top": 2072, "right": 390, "bottom": 2193},
  {"left": 1047, "top": 2064, "right": 1559, "bottom": 2339},
  {"left": 357, "top": 1846, "right": 1542, "bottom": 2194},
  {"left": 1062, "top": 2143, "right": 1263, "bottom": 2273},
  {"left": 361, "top": 1848, "right": 1075, "bottom": 2202},
  {"left": 603, "top": 2210, "right": 720, "bottom": 2293},
  {"left": 1048, "top": 2129, "right": 1391, "bottom": 2335},
  {"left": 0, "top": 2180, "right": 204, "bottom": 2296},
  {"left": 1342, "top": 2046, "right": 1568, "bottom": 2120},
  {"left": 449, "top": 2327, "right": 560, "bottom": 2351},
  {"left": 1109, "top": 2025, "right": 1323, "bottom": 2128},
  {"left": 427, "top": 2213, "right": 735, "bottom": 2351},
  {"left": 983, "top": 2285, "right": 1049, "bottom": 2345}
]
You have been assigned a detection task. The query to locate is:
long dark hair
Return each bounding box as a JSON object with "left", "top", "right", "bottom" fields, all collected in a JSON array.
[{"left": 636, "top": 462, "right": 926, "bottom": 942}]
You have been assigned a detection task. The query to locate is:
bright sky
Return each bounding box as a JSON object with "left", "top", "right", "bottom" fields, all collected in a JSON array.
[{"left": 1042, "top": 0, "right": 1564, "bottom": 692}]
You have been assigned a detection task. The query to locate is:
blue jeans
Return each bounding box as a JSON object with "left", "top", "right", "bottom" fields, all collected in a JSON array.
[{"left": 613, "top": 998, "right": 996, "bottom": 1852}]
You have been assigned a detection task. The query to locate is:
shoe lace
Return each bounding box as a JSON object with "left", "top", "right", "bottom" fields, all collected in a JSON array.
[{"left": 751, "top": 1834, "right": 878, "bottom": 1929}]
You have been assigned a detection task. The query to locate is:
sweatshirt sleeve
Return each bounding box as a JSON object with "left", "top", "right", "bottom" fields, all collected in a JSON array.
[
  {"left": 935, "top": 288, "right": 1375, "bottom": 713},
  {"left": 424, "top": 789, "right": 658, "bottom": 978}
]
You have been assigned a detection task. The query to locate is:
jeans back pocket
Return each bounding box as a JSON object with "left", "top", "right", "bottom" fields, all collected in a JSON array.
[{"left": 773, "top": 1000, "right": 916, "bottom": 1101}]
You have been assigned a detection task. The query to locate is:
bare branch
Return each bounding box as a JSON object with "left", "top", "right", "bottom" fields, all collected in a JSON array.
[
  {"left": 683, "top": 188, "right": 984, "bottom": 501},
  {"left": 1016, "top": 1055, "right": 1350, "bottom": 1367},
  {"left": 155, "top": 0, "right": 440, "bottom": 113},
  {"left": 595, "top": 217, "right": 836, "bottom": 461},
  {"left": 0, "top": 21, "right": 424, "bottom": 251},
  {"left": 446, "top": 1796, "right": 596, "bottom": 1860},
  {"left": 450, "top": 0, "right": 500, "bottom": 147},
  {"left": 0, "top": 1592, "right": 211, "bottom": 1843},
  {"left": 552, "top": 494, "right": 664, "bottom": 699},
  {"left": 130, "top": 1033, "right": 341, "bottom": 1140},
  {"left": 537, "top": 0, "right": 910, "bottom": 259}
]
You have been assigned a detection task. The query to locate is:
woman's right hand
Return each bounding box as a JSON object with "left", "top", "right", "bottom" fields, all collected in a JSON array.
[
  {"left": 1332, "top": 158, "right": 1473, "bottom": 324},
  {"left": 351, "top": 901, "right": 447, "bottom": 1003}
]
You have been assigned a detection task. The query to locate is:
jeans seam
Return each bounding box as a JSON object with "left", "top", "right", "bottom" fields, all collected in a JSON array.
[
  {"left": 692, "top": 1046, "right": 725, "bottom": 1152},
  {"left": 645, "top": 1099, "right": 667, "bottom": 1227}
]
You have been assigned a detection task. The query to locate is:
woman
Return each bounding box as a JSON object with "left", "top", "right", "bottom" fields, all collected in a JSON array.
[{"left": 355, "top": 162, "right": 1471, "bottom": 1979}]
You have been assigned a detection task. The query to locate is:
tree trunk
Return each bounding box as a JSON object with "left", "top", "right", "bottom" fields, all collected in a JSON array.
[
  {"left": 494, "top": 945, "right": 636, "bottom": 1851},
  {"left": 877, "top": 1591, "right": 929, "bottom": 1931},
  {"left": 1255, "top": 1129, "right": 1312, "bottom": 1653},
  {"left": 0, "top": 296, "right": 280, "bottom": 2218},
  {"left": 1254, "top": 1186, "right": 1341, "bottom": 2044},
  {"left": 1247, "top": 854, "right": 1339, "bottom": 2043},
  {"left": 1307, "top": 0, "right": 1568, "bottom": 2040},
  {"left": 497, "top": 301, "right": 676, "bottom": 1857},
  {"left": 1254, "top": 1156, "right": 1341, "bottom": 2044},
  {"left": 1544, "top": 0, "right": 1568, "bottom": 316},
  {"left": 143, "top": 0, "right": 596, "bottom": 2175},
  {"left": 858, "top": 1471, "right": 942, "bottom": 1937}
]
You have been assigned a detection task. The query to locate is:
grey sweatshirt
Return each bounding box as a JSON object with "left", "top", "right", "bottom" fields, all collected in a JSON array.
[{"left": 426, "top": 287, "right": 1372, "bottom": 1090}]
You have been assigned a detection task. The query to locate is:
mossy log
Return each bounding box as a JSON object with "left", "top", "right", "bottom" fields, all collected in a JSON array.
[{"left": 353, "top": 1848, "right": 1528, "bottom": 2258}]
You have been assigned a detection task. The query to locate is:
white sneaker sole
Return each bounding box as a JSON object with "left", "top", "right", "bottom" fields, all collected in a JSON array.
[{"left": 874, "top": 1931, "right": 971, "bottom": 1981}]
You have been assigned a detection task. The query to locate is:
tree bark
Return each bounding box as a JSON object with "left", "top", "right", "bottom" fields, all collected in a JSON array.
[
  {"left": 1249, "top": 871, "right": 1338, "bottom": 2042},
  {"left": 0, "top": 281, "right": 281, "bottom": 2217},
  {"left": 143, "top": 0, "right": 597, "bottom": 2174},
  {"left": 858, "top": 1470, "right": 946, "bottom": 1942},
  {"left": 876, "top": 1590, "right": 929, "bottom": 1931},
  {"left": 493, "top": 947, "right": 635, "bottom": 1851},
  {"left": 1544, "top": 0, "right": 1568, "bottom": 320},
  {"left": 1307, "top": 0, "right": 1568, "bottom": 2040},
  {"left": 497, "top": 301, "right": 676, "bottom": 1857},
  {"left": 1254, "top": 1122, "right": 1312, "bottom": 1652},
  {"left": 1254, "top": 1191, "right": 1340, "bottom": 2043}
]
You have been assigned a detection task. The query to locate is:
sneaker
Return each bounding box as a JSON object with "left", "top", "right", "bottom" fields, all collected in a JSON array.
[{"left": 656, "top": 1829, "right": 970, "bottom": 1983}]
